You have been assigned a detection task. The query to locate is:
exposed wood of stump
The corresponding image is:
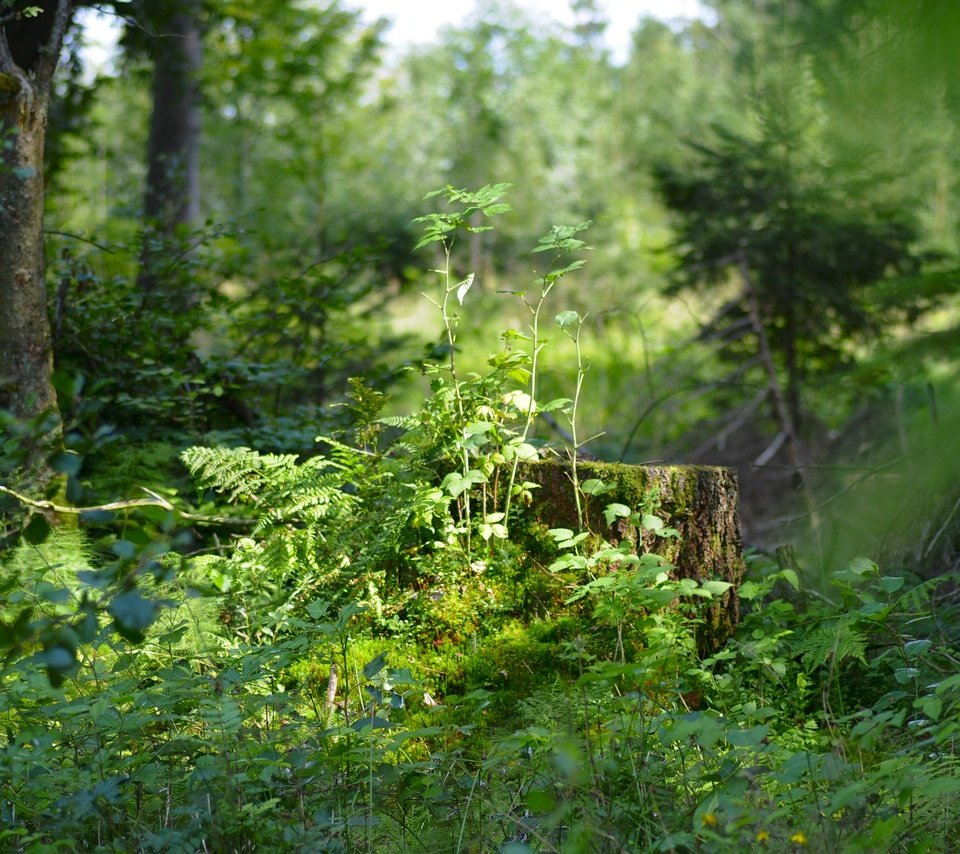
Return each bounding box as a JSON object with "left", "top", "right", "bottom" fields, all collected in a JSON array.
[{"left": 517, "top": 461, "right": 745, "bottom": 653}]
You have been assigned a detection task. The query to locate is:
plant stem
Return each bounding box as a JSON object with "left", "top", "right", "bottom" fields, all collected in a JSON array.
[{"left": 440, "top": 243, "right": 472, "bottom": 557}]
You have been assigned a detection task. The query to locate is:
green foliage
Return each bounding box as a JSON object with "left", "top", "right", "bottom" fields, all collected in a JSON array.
[
  {"left": 6, "top": 0, "right": 960, "bottom": 842},
  {"left": 655, "top": 124, "right": 921, "bottom": 426}
]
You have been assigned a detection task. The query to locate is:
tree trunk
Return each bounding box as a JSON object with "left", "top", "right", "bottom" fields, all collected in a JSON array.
[
  {"left": 138, "top": 0, "right": 202, "bottom": 296},
  {"left": 518, "top": 460, "right": 745, "bottom": 653},
  {"left": 0, "top": 1, "right": 72, "bottom": 489}
]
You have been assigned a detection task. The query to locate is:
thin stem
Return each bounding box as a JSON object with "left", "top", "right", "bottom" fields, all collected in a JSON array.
[
  {"left": 567, "top": 317, "right": 587, "bottom": 530},
  {"left": 502, "top": 289, "right": 546, "bottom": 534},
  {"left": 440, "top": 244, "right": 472, "bottom": 556}
]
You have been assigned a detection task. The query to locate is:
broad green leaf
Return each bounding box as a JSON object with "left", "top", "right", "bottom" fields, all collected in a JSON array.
[
  {"left": 701, "top": 580, "right": 733, "bottom": 597},
  {"left": 555, "top": 310, "right": 580, "bottom": 329},
  {"left": 540, "top": 397, "right": 573, "bottom": 412},
  {"left": 362, "top": 652, "right": 388, "bottom": 679},
  {"left": 23, "top": 514, "right": 50, "bottom": 545},
  {"left": 779, "top": 568, "right": 800, "bottom": 590},
  {"left": 641, "top": 513, "right": 664, "bottom": 532},
  {"left": 581, "top": 478, "right": 611, "bottom": 495},
  {"left": 51, "top": 452, "right": 82, "bottom": 476},
  {"left": 108, "top": 591, "right": 159, "bottom": 641},
  {"left": 726, "top": 724, "right": 770, "bottom": 747},
  {"left": 916, "top": 695, "right": 942, "bottom": 721},
  {"left": 895, "top": 667, "right": 919, "bottom": 684},
  {"left": 38, "top": 646, "right": 75, "bottom": 670},
  {"left": 351, "top": 715, "right": 396, "bottom": 732},
  {"left": 111, "top": 539, "right": 137, "bottom": 560},
  {"left": 603, "top": 502, "right": 631, "bottom": 527},
  {"left": 848, "top": 556, "right": 879, "bottom": 576},
  {"left": 879, "top": 575, "right": 905, "bottom": 593},
  {"left": 904, "top": 639, "right": 932, "bottom": 658}
]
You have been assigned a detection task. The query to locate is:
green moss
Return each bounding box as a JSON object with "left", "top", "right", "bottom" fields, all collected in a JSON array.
[
  {"left": 0, "top": 73, "right": 22, "bottom": 96},
  {"left": 516, "top": 460, "right": 745, "bottom": 653}
]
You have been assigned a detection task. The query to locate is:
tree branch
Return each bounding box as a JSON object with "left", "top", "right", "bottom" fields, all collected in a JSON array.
[
  {"left": 45, "top": 228, "right": 116, "bottom": 253},
  {"left": 0, "top": 484, "right": 254, "bottom": 526},
  {"left": 35, "top": 0, "right": 73, "bottom": 86}
]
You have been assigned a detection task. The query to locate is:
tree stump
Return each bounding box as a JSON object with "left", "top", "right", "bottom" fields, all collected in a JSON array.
[{"left": 517, "top": 461, "right": 745, "bottom": 653}]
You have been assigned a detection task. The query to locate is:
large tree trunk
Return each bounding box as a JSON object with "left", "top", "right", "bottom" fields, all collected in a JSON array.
[
  {"left": 518, "top": 461, "right": 745, "bottom": 653},
  {"left": 0, "top": 1, "right": 72, "bottom": 490},
  {"left": 137, "top": 0, "right": 202, "bottom": 297}
]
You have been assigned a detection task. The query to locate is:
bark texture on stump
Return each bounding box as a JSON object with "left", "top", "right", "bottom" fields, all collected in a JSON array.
[{"left": 518, "top": 461, "right": 745, "bottom": 652}]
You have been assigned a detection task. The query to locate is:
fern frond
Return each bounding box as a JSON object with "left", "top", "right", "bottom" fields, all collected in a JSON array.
[
  {"left": 377, "top": 414, "right": 418, "bottom": 430},
  {"left": 181, "top": 446, "right": 301, "bottom": 502},
  {"left": 795, "top": 620, "right": 868, "bottom": 672}
]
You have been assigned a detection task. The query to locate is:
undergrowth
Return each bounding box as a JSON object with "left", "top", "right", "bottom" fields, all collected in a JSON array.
[{"left": 2, "top": 188, "right": 959, "bottom": 852}]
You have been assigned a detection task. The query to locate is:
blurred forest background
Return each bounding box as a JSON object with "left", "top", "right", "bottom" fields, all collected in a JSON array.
[{"left": 10, "top": 0, "right": 955, "bottom": 574}]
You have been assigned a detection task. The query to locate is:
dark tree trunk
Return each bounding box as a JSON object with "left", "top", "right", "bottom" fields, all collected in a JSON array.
[
  {"left": 137, "top": 0, "right": 202, "bottom": 295},
  {"left": 518, "top": 460, "right": 745, "bottom": 653},
  {"left": 0, "top": 1, "right": 72, "bottom": 489}
]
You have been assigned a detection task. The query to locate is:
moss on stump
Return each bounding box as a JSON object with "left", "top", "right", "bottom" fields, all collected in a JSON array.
[{"left": 517, "top": 460, "right": 744, "bottom": 653}]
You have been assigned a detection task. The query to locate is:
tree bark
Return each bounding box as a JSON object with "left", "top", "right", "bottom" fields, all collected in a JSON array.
[
  {"left": 0, "top": 1, "right": 72, "bottom": 488},
  {"left": 518, "top": 460, "right": 745, "bottom": 653},
  {"left": 137, "top": 0, "right": 202, "bottom": 296}
]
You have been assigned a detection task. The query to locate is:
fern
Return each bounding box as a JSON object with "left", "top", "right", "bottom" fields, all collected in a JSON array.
[
  {"left": 795, "top": 619, "right": 868, "bottom": 672},
  {"left": 181, "top": 446, "right": 302, "bottom": 503},
  {"left": 377, "top": 414, "right": 418, "bottom": 430}
]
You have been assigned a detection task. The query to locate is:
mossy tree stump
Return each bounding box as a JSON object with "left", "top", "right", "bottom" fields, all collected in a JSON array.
[{"left": 517, "top": 461, "right": 745, "bottom": 653}]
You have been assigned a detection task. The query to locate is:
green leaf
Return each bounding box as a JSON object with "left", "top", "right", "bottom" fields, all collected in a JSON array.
[
  {"left": 36, "top": 582, "right": 70, "bottom": 604},
  {"left": 555, "top": 310, "right": 580, "bottom": 329},
  {"left": 510, "top": 442, "right": 538, "bottom": 461},
  {"left": 904, "top": 639, "right": 932, "bottom": 659},
  {"left": 351, "top": 715, "right": 396, "bottom": 732},
  {"left": 701, "top": 580, "right": 733, "bottom": 597},
  {"left": 464, "top": 421, "right": 495, "bottom": 438},
  {"left": 848, "top": 556, "right": 879, "bottom": 576},
  {"left": 442, "top": 469, "right": 487, "bottom": 498},
  {"left": 38, "top": 645, "right": 75, "bottom": 671},
  {"left": 540, "top": 397, "right": 573, "bottom": 413},
  {"left": 894, "top": 667, "right": 919, "bottom": 684},
  {"left": 725, "top": 724, "right": 770, "bottom": 747},
  {"left": 111, "top": 540, "right": 137, "bottom": 560},
  {"left": 51, "top": 451, "right": 82, "bottom": 476},
  {"left": 23, "top": 514, "right": 50, "bottom": 545},
  {"left": 603, "top": 503, "right": 631, "bottom": 527},
  {"left": 581, "top": 478, "right": 612, "bottom": 495},
  {"left": 108, "top": 591, "right": 159, "bottom": 642},
  {"left": 878, "top": 575, "right": 905, "bottom": 593},
  {"left": 641, "top": 513, "right": 664, "bottom": 532},
  {"left": 362, "top": 652, "right": 388, "bottom": 679},
  {"left": 916, "top": 695, "right": 942, "bottom": 721},
  {"left": 779, "top": 568, "right": 800, "bottom": 590}
]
